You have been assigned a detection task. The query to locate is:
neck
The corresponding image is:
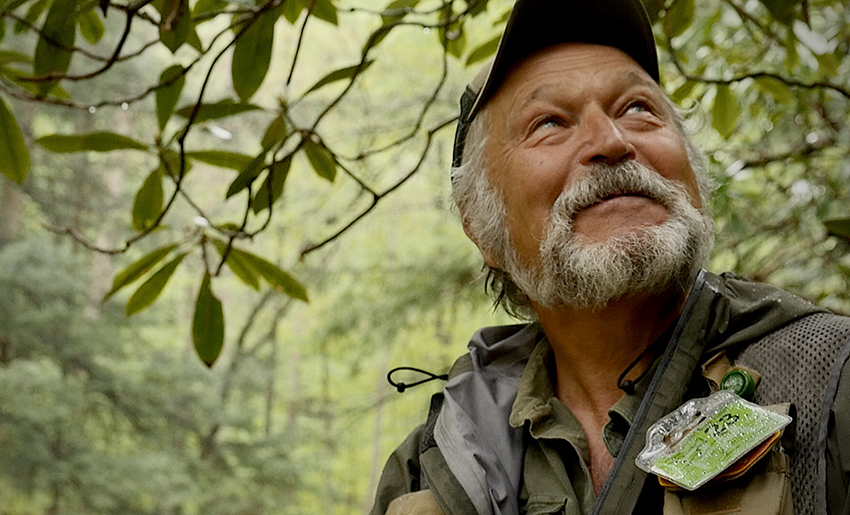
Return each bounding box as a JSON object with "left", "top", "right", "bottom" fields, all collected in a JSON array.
[{"left": 534, "top": 291, "right": 686, "bottom": 418}]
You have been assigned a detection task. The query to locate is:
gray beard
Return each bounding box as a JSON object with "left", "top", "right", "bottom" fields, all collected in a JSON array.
[{"left": 502, "top": 161, "right": 713, "bottom": 310}]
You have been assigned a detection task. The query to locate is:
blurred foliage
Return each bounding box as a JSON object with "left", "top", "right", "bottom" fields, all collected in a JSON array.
[{"left": 0, "top": 166, "right": 499, "bottom": 514}]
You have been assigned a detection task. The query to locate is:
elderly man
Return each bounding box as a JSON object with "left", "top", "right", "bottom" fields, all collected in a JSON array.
[{"left": 371, "top": 0, "right": 850, "bottom": 514}]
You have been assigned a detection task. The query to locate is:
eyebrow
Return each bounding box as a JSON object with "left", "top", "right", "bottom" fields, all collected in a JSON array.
[
  {"left": 520, "top": 84, "right": 558, "bottom": 108},
  {"left": 624, "top": 70, "right": 657, "bottom": 89}
]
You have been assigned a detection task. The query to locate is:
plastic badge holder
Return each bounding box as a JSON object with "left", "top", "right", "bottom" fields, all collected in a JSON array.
[{"left": 635, "top": 390, "right": 792, "bottom": 491}]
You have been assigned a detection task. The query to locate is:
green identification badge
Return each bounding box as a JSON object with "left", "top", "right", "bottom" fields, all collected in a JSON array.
[{"left": 635, "top": 391, "right": 791, "bottom": 490}]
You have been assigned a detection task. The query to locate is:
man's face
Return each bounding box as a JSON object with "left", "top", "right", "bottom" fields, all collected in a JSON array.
[
  {"left": 482, "top": 42, "right": 702, "bottom": 269},
  {"left": 470, "top": 42, "right": 711, "bottom": 309}
]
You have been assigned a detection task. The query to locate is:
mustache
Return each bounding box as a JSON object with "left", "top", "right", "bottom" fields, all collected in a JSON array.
[{"left": 552, "top": 161, "right": 685, "bottom": 221}]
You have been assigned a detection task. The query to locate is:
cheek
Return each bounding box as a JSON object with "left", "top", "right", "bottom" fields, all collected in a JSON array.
[
  {"left": 505, "top": 162, "right": 566, "bottom": 228},
  {"left": 490, "top": 163, "right": 561, "bottom": 255},
  {"left": 642, "top": 135, "right": 702, "bottom": 208}
]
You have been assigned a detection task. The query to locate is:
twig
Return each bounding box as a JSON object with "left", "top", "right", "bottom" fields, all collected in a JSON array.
[
  {"left": 299, "top": 116, "right": 456, "bottom": 258},
  {"left": 720, "top": 0, "right": 781, "bottom": 43},
  {"left": 344, "top": 22, "right": 452, "bottom": 161},
  {"left": 661, "top": 27, "right": 850, "bottom": 100},
  {"left": 286, "top": 0, "right": 314, "bottom": 86}
]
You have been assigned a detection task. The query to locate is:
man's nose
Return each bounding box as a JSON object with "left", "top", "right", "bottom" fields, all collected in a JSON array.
[{"left": 576, "top": 108, "right": 635, "bottom": 166}]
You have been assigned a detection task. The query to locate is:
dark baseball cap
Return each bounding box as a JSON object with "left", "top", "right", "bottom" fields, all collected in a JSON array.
[{"left": 451, "top": 0, "right": 659, "bottom": 168}]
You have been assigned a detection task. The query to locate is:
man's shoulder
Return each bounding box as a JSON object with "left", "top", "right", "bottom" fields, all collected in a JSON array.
[{"left": 701, "top": 270, "right": 842, "bottom": 354}]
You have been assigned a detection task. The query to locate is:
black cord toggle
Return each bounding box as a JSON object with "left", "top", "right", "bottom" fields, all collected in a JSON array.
[
  {"left": 387, "top": 366, "right": 449, "bottom": 393},
  {"left": 617, "top": 337, "right": 663, "bottom": 394}
]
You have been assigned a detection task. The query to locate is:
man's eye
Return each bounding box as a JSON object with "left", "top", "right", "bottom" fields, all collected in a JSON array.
[
  {"left": 534, "top": 117, "right": 562, "bottom": 130},
  {"left": 625, "top": 101, "right": 651, "bottom": 114}
]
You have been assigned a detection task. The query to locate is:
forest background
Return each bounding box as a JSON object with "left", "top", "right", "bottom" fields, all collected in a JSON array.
[{"left": 0, "top": 0, "right": 849, "bottom": 513}]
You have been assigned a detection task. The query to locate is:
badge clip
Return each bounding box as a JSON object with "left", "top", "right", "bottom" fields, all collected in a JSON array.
[{"left": 635, "top": 390, "right": 791, "bottom": 491}]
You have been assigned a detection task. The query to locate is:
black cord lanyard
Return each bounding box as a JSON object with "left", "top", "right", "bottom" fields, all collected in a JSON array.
[{"left": 387, "top": 366, "right": 449, "bottom": 393}]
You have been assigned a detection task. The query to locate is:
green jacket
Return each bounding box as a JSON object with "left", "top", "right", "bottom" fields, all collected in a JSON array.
[{"left": 371, "top": 271, "right": 850, "bottom": 515}]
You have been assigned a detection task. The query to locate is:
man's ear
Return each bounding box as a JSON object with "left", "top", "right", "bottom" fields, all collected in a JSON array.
[{"left": 462, "top": 219, "right": 500, "bottom": 269}]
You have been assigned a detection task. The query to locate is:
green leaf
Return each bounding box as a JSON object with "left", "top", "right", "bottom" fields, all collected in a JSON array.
[
  {"left": 305, "top": 60, "right": 374, "bottom": 95},
  {"left": 784, "top": 34, "right": 800, "bottom": 74},
  {"left": 36, "top": 131, "right": 148, "bottom": 152},
  {"left": 466, "top": 35, "right": 499, "bottom": 66},
  {"left": 158, "top": 148, "right": 192, "bottom": 178},
  {"left": 0, "top": 95, "right": 30, "bottom": 184},
  {"left": 17, "top": 0, "right": 50, "bottom": 33},
  {"left": 281, "top": 0, "right": 307, "bottom": 24},
  {"left": 0, "top": 51, "right": 30, "bottom": 65},
  {"left": 156, "top": 65, "right": 185, "bottom": 130},
  {"left": 126, "top": 253, "right": 186, "bottom": 315},
  {"left": 212, "top": 240, "right": 261, "bottom": 289},
  {"left": 370, "top": 23, "right": 394, "bottom": 50},
  {"left": 302, "top": 139, "right": 336, "bottom": 182},
  {"left": 711, "top": 84, "right": 739, "bottom": 139},
  {"left": 252, "top": 156, "right": 291, "bottom": 213},
  {"left": 261, "top": 113, "right": 288, "bottom": 148},
  {"left": 381, "top": 0, "right": 420, "bottom": 24},
  {"left": 670, "top": 80, "right": 698, "bottom": 104},
  {"left": 174, "top": 99, "right": 261, "bottom": 122},
  {"left": 824, "top": 218, "right": 850, "bottom": 240},
  {"left": 187, "top": 150, "right": 253, "bottom": 170},
  {"left": 754, "top": 76, "right": 795, "bottom": 104},
  {"left": 226, "top": 151, "right": 266, "bottom": 198},
  {"left": 372, "top": 0, "right": 420, "bottom": 47},
  {"left": 132, "top": 168, "right": 164, "bottom": 231},
  {"left": 4, "top": 0, "right": 33, "bottom": 13},
  {"left": 104, "top": 244, "right": 177, "bottom": 300},
  {"left": 441, "top": 20, "right": 466, "bottom": 59},
  {"left": 77, "top": 8, "right": 104, "bottom": 44},
  {"left": 760, "top": 0, "right": 799, "bottom": 25},
  {"left": 237, "top": 250, "right": 308, "bottom": 301},
  {"left": 226, "top": 253, "right": 260, "bottom": 289},
  {"left": 0, "top": 66, "right": 69, "bottom": 98},
  {"left": 815, "top": 52, "right": 840, "bottom": 78},
  {"left": 193, "top": 0, "right": 227, "bottom": 18},
  {"left": 192, "top": 272, "right": 224, "bottom": 366},
  {"left": 155, "top": 0, "right": 192, "bottom": 53},
  {"left": 309, "top": 0, "right": 337, "bottom": 25},
  {"left": 231, "top": 10, "right": 277, "bottom": 102},
  {"left": 667, "top": 0, "right": 695, "bottom": 38},
  {"left": 699, "top": 11, "right": 722, "bottom": 40},
  {"left": 186, "top": 25, "right": 203, "bottom": 52},
  {"left": 467, "top": 0, "right": 488, "bottom": 16},
  {"left": 33, "top": 0, "right": 77, "bottom": 95}
]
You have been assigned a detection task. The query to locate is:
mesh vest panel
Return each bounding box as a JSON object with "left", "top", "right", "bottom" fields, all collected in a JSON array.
[{"left": 734, "top": 313, "right": 850, "bottom": 515}]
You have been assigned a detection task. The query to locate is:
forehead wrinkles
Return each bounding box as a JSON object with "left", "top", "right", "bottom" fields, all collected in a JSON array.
[{"left": 495, "top": 60, "right": 662, "bottom": 125}]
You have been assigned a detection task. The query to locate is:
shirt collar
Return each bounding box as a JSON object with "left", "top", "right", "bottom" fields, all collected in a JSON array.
[{"left": 509, "top": 338, "right": 660, "bottom": 453}]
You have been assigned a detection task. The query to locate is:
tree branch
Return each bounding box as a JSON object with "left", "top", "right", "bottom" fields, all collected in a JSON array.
[
  {"left": 661, "top": 25, "right": 850, "bottom": 100},
  {"left": 299, "top": 116, "right": 456, "bottom": 258}
]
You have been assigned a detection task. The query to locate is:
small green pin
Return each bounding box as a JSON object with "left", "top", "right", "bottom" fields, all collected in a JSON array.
[{"left": 720, "top": 369, "right": 756, "bottom": 398}]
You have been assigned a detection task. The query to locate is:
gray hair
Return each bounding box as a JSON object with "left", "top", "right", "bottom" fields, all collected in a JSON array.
[{"left": 451, "top": 98, "right": 714, "bottom": 319}]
